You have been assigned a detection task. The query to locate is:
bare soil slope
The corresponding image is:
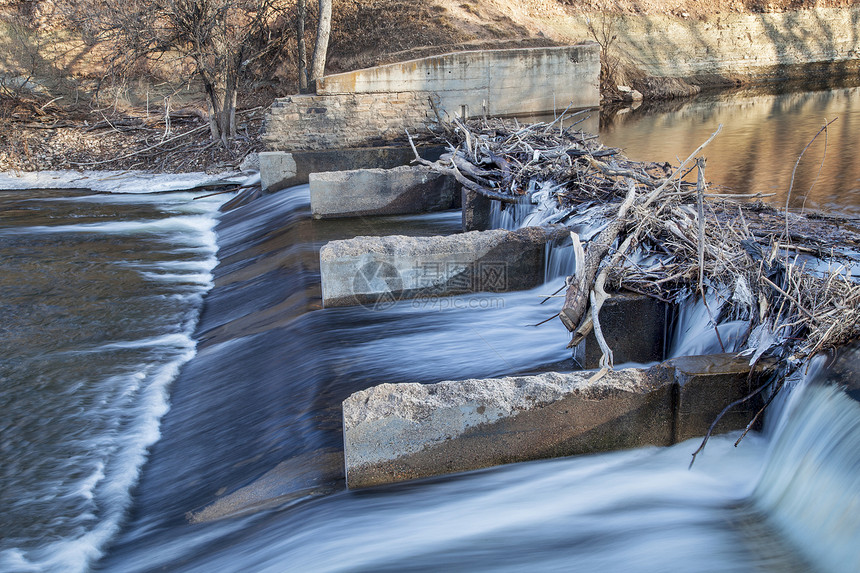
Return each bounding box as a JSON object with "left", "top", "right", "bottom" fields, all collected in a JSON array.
[
  {"left": 2, "top": 0, "right": 859, "bottom": 172},
  {"left": 326, "top": 0, "right": 860, "bottom": 72}
]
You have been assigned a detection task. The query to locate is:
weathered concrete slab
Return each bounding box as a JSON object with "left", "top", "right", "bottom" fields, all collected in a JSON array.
[
  {"left": 343, "top": 353, "right": 775, "bottom": 488},
  {"left": 258, "top": 151, "right": 298, "bottom": 193},
  {"left": 672, "top": 353, "right": 767, "bottom": 442},
  {"left": 263, "top": 45, "right": 599, "bottom": 151},
  {"left": 581, "top": 293, "right": 668, "bottom": 368},
  {"left": 320, "top": 226, "right": 567, "bottom": 308},
  {"left": 309, "top": 165, "right": 457, "bottom": 219},
  {"left": 343, "top": 369, "right": 674, "bottom": 489},
  {"left": 461, "top": 188, "right": 493, "bottom": 232},
  {"left": 259, "top": 146, "right": 446, "bottom": 193},
  {"left": 317, "top": 45, "right": 600, "bottom": 117}
]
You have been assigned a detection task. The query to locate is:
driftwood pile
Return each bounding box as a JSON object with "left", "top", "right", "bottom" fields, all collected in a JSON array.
[{"left": 411, "top": 114, "right": 860, "bottom": 371}]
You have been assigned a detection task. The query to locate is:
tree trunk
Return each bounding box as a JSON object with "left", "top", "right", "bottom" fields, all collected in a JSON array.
[
  {"left": 559, "top": 184, "right": 637, "bottom": 332},
  {"left": 558, "top": 218, "right": 624, "bottom": 331},
  {"left": 202, "top": 68, "right": 238, "bottom": 148},
  {"left": 222, "top": 49, "right": 240, "bottom": 141},
  {"left": 203, "top": 78, "right": 222, "bottom": 142},
  {"left": 296, "top": 0, "right": 308, "bottom": 92},
  {"left": 200, "top": 39, "right": 242, "bottom": 148},
  {"left": 309, "top": 0, "right": 331, "bottom": 85}
]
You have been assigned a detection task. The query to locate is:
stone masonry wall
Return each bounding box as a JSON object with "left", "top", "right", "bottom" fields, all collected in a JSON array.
[
  {"left": 610, "top": 7, "right": 860, "bottom": 80},
  {"left": 263, "top": 91, "right": 434, "bottom": 151}
]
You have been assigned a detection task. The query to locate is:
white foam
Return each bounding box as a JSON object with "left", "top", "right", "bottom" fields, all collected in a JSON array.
[
  {"left": 0, "top": 169, "right": 247, "bottom": 194},
  {"left": 96, "top": 333, "right": 198, "bottom": 352},
  {"left": 14, "top": 347, "right": 198, "bottom": 573},
  {"left": 70, "top": 463, "right": 106, "bottom": 502},
  {"left": 0, "top": 549, "right": 41, "bottom": 572},
  {"left": 4, "top": 214, "right": 217, "bottom": 238},
  {"left": 0, "top": 187, "right": 224, "bottom": 573},
  {"left": 754, "top": 382, "right": 860, "bottom": 573},
  {"left": 139, "top": 271, "right": 214, "bottom": 286},
  {"left": 42, "top": 192, "right": 232, "bottom": 216},
  {"left": 123, "top": 257, "right": 218, "bottom": 272}
]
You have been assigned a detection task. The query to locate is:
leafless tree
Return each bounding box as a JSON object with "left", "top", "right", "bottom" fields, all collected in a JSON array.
[
  {"left": 296, "top": 0, "right": 331, "bottom": 91},
  {"left": 62, "top": 0, "right": 331, "bottom": 145},
  {"left": 310, "top": 0, "right": 331, "bottom": 83},
  {"left": 296, "top": 0, "right": 309, "bottom": 91}
]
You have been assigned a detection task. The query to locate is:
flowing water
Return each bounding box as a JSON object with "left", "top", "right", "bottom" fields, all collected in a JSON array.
[
  {"left": 2, "top": 85, "right": 860, "bottom": 573},
  {"left": 0, "top": 189, "right": 223, "bottom": 571}
]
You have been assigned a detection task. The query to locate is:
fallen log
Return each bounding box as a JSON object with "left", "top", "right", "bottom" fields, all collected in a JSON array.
[
  {"left": 559, "top": 183, "right": 636, "bottom": 331},
  {"left": 407, "top": 130, "right": 522, "bottom": 204},
  {"left": 561, "top": 127, "right": 723, "bottom": 334}
]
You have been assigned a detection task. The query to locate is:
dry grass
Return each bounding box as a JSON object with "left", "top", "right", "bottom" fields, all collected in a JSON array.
[{"left": 4, "top": 0, "right": 860, "bottom": 172}]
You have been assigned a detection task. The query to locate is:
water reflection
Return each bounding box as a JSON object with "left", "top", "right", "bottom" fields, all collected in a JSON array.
[{"left": 600, "top": 86, "right": 860, "bottom": 217}]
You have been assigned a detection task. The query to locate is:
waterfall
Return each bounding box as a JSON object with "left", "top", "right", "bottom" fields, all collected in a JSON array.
[
  {"left": 81, "top": 182, "right": 858, "bottom": 573},
  {"left": 488, "top": 196, "right": 535, "bottom": 230},
  {"left": 667, "top": 288, "right": 751, "bottom": 358},
  {"left": 752, "top": 358, "right": 860, "bottom": 573}
]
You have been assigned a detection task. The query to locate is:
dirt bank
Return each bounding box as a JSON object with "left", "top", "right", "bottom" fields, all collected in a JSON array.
[{"left": 2, "top": 0, "right": 859, "bottom": 173}]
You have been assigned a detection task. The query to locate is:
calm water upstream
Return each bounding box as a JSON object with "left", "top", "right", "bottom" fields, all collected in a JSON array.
[
  {"left": 1, "top": 85, "right": 859, "bottom": 573},
  {"left": 600, "top": 85, "right": 860, "bottom": 217}
]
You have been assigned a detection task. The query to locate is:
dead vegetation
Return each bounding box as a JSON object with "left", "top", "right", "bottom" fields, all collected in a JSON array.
[
  {"left": 412, "top": 113, "right": 860, "bottom": 370},
  {"left": 0, "top": 90, "right": 264, "bottom": 172},
  {"left": 3, "top": 0, "right": 860, "bottom": 172},
  {"left": 411, "top": 113, "right": 859, "bottom": 463}
]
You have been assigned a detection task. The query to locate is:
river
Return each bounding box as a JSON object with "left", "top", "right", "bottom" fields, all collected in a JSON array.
[
  {"left": 600, "top": 85, "right": 860, "bottom": 217},
  {"left": 1, "top": 84, "right": 859, "bottom": 573}
]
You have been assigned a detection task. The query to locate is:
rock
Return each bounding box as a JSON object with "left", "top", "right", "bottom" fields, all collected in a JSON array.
[
  {"left": 239, "top": 152, "right": 260, "bottom": 172},
  {"left": 617, "top": 85, "right": 644, "bottom": 102}
]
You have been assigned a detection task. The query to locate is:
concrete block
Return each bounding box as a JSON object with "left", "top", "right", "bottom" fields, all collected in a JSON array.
[
  {"left": 309, "top": 165, "right": 457, "bottom": 219},
  {"left": 264, "top": 45, "right": 600, "bottom": 152},
  {"left": 670, "top": 353, "right": 770, "bottom": 442},
  {"left": 259, "top": 151, "right": 297, "bottom": 193},
  {"left": 461, "top": 187, "right": 493, "bottom": 232},
  {"left": 342, "top": 353, "right": 775, "bottom": 488},
  {"left": 316, "top": 45, "right": 600, "bottom": 116},
  {"left": 343, "top": 368, "right": 675, "bottom": 489},
  {"left": 259, "top": 146, "right": 447, "bottom": 193},
  {"left": 319, "top": 226, "right": 568, "bottom": 308},
  {"left": 581, "top": 293, "right": 668, "bottom": 368}
]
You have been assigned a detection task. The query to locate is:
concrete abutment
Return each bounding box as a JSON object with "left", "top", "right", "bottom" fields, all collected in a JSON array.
[
  {"left": 319, "top": 226, "right": 569, "bottom": 308},
  {"left": 255, "top": 40, "right": 835, "bottom": 493},
  {"left": 343, "top": 354, "right": 772, "bottom": 489},
  {"left": 309, "top": 165, "right": 458, "bottom": 219}
]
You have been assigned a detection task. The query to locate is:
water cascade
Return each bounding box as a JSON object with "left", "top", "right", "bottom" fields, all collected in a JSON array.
[{"left": 4, "top": 84, "right": 860, "bottom": 571}]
